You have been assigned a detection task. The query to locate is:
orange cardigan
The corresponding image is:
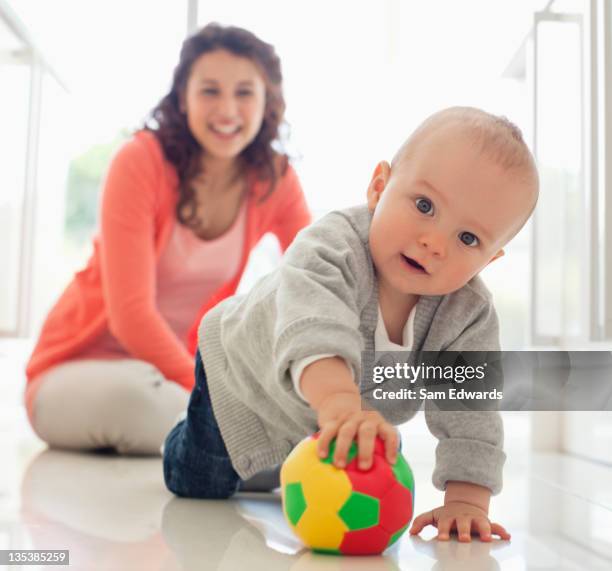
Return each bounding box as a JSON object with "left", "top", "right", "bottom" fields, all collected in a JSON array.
[{"left": 26, "top": 130, "right": 311, "bottom": 390}]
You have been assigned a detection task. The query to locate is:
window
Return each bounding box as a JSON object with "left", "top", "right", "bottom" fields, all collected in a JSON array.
[
  {"left": 0, "top": 32, "right": 30, "bottom": 335},
  {"left": 3, "top": 0, "right": 185, "bottom": 334}
]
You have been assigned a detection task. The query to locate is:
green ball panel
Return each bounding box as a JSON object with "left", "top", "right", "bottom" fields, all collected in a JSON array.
[
  {"left": 392, "top": 454, "right": 415, "bottom": 492},
  {"left": 284, "top": 482, "right": 307, "bottom": 526},
  {"left": 387, "top": 523, "right": 409, "bottom": 548},
  {"left": 313, "top": 547, "right": 342, "bottom": 555},
  {"left": 321, "top": 439, "right": 358, "bottom": 465},
  {"left": 338, "top": 491, "right": 380, "bottom": 530}
]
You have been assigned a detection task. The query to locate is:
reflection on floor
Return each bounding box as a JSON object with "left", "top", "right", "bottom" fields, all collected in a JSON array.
[
  {"left": 2, "top": 442, "right": 612, "bottom": 570},
  {"left": 1, "top": 340, "right": 612, "bottom": 570}
]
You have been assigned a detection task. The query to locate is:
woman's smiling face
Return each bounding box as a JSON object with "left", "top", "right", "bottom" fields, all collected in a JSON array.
[{"left": 182, "top": 49, "right": 266, "bottom": 160}]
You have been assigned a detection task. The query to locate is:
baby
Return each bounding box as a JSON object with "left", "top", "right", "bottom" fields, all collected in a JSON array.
[{"left": 163, "top": 107, "right": 539, "bottom": 542}]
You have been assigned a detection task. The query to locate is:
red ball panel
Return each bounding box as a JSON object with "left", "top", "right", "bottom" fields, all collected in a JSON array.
[
  {"left": 380, "top": 482, "right": 414, "bottom": 533},
  {"left": 344, "top": 455, "right": 395, "bottom": 499},
  {"left": 339, "top": 526, "right": 391, "bottom": 555}
]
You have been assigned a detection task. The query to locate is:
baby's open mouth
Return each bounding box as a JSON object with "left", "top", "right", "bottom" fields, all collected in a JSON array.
[{"left": 402, "top": 254, "right": 428, "bottom": 273}]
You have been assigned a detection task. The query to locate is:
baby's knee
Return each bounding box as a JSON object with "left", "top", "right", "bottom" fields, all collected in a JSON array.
[{"left": 162, "top": 423, "right": 238, "bottom": 499}]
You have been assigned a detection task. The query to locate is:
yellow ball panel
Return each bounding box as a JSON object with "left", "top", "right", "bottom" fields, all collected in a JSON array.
[
  {"left": 281, "top": 438, "right": 319, "bottom": 486},
  {"left": 301, "top": 462, "right": 352, "bottom": 511},
  {"left": 295, "top": 506, "right": 347, "bottom": 550}
]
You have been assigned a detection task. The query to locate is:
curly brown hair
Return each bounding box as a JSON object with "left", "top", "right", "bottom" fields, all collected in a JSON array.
[{"left": 145, "top": 23, "right": 288, "bottom": 230}]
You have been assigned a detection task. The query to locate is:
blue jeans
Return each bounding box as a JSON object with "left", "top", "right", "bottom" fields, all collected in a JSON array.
[{"left": 163, "top": 351, "right": 241, "bottom": 499}]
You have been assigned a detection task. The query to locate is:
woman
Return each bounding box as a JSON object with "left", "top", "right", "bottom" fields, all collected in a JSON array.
[{"left": 25, "top": 23, "right": 311, "bottom": 455}]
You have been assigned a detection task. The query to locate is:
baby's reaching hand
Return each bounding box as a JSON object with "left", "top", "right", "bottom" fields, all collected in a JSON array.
[
  {"left": 299, "top": 356, "right": 399, "bottom": 471},
  {"left": 316, "top": 392, "right": 399, "bottom": 470},
  {"left": 409, "top": 501, "right": 511, "bottom": 542}
]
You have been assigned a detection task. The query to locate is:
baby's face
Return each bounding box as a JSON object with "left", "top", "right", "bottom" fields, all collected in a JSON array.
[{"left": 368, "top": 125, "right": 535, "bottom": 298}]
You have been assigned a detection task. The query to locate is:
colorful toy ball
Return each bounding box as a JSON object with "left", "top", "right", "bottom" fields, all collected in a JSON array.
[{"left": 280, "top": 433, "right": 414, "bottom": 555}]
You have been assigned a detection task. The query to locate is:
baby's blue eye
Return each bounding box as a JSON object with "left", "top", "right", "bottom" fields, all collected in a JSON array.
[
  {"left": 459, "top": 231, "right": 479, "bottom": 247},
  {"left": 415, "top": 197, "right": 434, "bottom": 216}
]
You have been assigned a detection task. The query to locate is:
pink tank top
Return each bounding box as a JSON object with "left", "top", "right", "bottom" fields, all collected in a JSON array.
[{"left": 81, "top": 202, "right": 247, "bottom": 359}]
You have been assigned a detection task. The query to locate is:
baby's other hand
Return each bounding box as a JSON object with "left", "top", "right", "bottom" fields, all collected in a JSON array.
[{"left": 409, "top": 502, "right": 511, "bottom": 542}]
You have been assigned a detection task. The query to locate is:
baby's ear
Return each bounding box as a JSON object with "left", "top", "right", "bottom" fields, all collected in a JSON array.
[{"left": 367, "top": 161, "right": 391, "bottom": 211}]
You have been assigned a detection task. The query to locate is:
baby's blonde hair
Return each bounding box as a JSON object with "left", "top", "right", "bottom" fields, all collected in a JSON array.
[{"left": 393, "top": 106, "right": 539, "bottom": 196}]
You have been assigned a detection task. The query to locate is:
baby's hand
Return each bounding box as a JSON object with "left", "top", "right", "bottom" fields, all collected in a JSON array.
[
  {"left": 316, "top": 392, "right": 398, "bottom": 470},
  {"left": 409, "top": 502, "right": 511, "bottom": 542}
]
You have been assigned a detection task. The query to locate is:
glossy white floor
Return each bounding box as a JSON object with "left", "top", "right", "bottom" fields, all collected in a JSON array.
[{"left": 1, "top": 340, "right": 612, "bottom": 570}]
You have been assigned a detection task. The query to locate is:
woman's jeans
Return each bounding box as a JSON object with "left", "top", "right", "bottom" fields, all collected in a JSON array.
[{"left": 163, "top": 351, "right": 241, "bottom": 499}]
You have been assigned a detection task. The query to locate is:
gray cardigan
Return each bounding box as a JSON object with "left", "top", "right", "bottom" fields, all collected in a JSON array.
[{"left": 199, "top": 205, "right": 506, "bottom": 493}]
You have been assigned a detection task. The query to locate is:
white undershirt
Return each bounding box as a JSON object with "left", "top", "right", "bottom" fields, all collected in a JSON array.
[{"left": 290, "top": 304, "right": 416, "bottom": 400}]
